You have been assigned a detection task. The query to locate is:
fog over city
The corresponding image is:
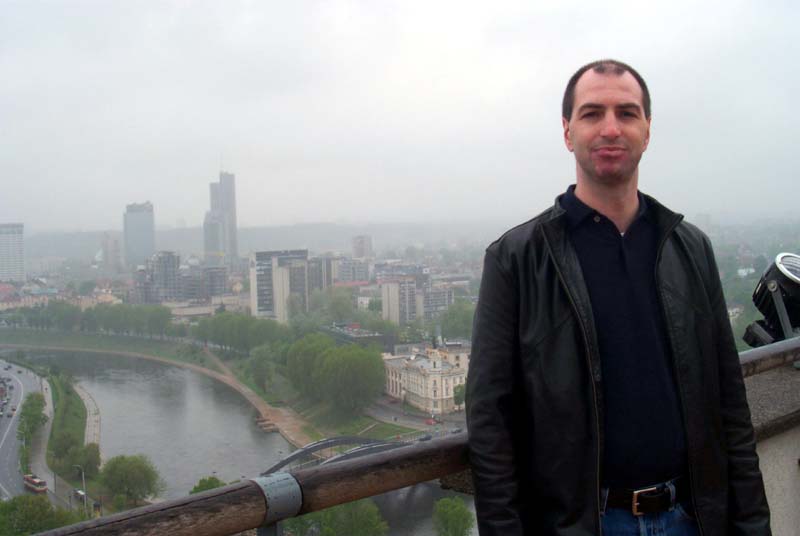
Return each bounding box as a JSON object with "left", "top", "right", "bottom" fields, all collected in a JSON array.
[{"left": 2, "top": 1, "right": 798, "bottom": 234}]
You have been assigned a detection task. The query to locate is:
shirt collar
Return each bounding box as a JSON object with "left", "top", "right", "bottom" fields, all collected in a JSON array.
[{"left": 559, "top": 184, "right": 649, "bottom": 229}]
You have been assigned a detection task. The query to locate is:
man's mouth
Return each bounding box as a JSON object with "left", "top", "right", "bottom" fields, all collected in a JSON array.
[{"left": 593, "top": 146, "right": 626, "bottom": 158}]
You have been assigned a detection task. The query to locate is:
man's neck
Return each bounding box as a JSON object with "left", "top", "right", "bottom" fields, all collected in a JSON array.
[{"left": 574, "top": 176, "right": 640, "bottom": 233}]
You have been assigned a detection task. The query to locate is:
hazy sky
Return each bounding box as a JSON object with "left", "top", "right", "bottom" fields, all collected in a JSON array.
[{"left": 2, "top": 1, "right": 798, "bottom": 233}]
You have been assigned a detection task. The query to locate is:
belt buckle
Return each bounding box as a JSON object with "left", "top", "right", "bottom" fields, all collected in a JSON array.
[{"left": 631, "top": 486, "right": 658, "bottom": 516}]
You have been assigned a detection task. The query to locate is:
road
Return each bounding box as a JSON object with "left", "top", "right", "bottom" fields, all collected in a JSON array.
[
  {"left": 0, "top": 357, "right": 43, "bottom": 501},
  {"left": 366, "top": 396, "right": 466, "bottom": 432}
]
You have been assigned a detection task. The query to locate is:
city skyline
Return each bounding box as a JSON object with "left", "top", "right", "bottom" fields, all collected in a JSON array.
[{"left": 2, "top": 3, "right": 799, "bottom": 233}]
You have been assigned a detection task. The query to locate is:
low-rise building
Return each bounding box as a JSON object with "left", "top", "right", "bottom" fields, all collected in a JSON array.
[{"left": 383, "top": 344, "right": 470, "bottom": 415}]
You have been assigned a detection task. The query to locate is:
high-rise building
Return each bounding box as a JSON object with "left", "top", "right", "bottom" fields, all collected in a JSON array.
[
  {"left": 335, "top": 258, "right": 370, "bottom": 283},
  {"left": 101, "top": 232, "right": 122, "bottom": 274},
  {"left": 178, "top": 263, "right": 227, "bottom": 302},
  {"left": 308, "top": 257, "right": 337, "bottom": 293},
  {"left": 204, "top": 171, "right": 238, "bottom": 269},
  {"left": 123, "top": 202, "right": 155, "bottom": 269},
  {"left": 130, "top": 267, "right": 155, "bottom": 304},
  {"left": 352, "top": 235, "right": 374, "bottom": 259},
  {"left": 149, "top": 251, "right": 180, "bottom": 302},
  {"left": 250, "top": 250, "right": 309, "bottom": 324},
  {"left": 203, "top": 210, "right": 226, "bottom": 267},
  {"left": 415, "top": 285, "right": 456, "bottom": 321},
  {"left": 0, "top": 224, "right": 24, "bottom": 282},
  {"left": 381, "top": 277, "right": 417, "bottom": 325}
]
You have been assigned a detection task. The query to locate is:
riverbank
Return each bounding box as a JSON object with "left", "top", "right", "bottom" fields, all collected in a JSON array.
[
  {"left": 72, "top": 383, "right": 101, "bottom": 452},
  {"left": 0, "top": 341, "right": 318, "bottom": 448},
  {"left": 1, "top": 332, "right": 415, "bottom": 450},
  {"left": 0, "top": 329, "right": 217, "bottom": 371}
]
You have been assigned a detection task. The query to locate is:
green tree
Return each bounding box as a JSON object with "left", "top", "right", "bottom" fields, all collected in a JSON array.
[
  {"left": 249, "top": 344, "right": 276, "bottom": 391},
  {"left": 328, "top": 288, "right": 355, "bottom": 322},
  {"left": 440, "top": 300, "right": 476, "bottom": 340},
  {"left": 50, "top": 431, "right": 80, "bottom": 462},
  {"left": 316, "top": 345, "right": 385, "bottom": 416},
  {"left": 286, "top": 334, "right": 336, "bottom": 399},
  {"left": 433, "top": 497, "right": 475, "bottom": 536},
  {"left": 0, "top": 495, "right": 82, "bottom": 535},
  {"left": 17, "top": 392, "right": 47, "bottom": 443},
  {"left": 367, "top": 298, "right": 382, "bottom": 313},
  {"left": 453, "top": 384, "right": 466, "bottom": 407},
  {"left": 190, "top": 475, "right": 226, "bottom": 494},
  {"left": 101, "top": 454, "right": 164, "bottom": 505},
  {"left": 283, "top": 499, "right": 388, "bottom": 536},
  {"left": 69, "top": 443, "right": 101, "bottom": 479},
  {"left": 78, "top": 280, "right": 96, "bottom": 296}
]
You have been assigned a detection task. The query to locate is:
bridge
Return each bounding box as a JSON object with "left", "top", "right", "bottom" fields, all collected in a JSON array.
[
  {"left": 261, "top": 435, "right": 406, "bottom": 474},
  {"left": 38, "top": 337, "right": 800, "bottom": 535}
]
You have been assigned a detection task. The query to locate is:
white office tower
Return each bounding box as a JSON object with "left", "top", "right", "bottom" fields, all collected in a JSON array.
[{"left": 0, "top": 224, "right": 24, "bottom": 282}]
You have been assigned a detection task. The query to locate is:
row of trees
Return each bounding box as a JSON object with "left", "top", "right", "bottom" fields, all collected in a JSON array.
[
  {"left": 16, "top": 392, "right": 48, "bottom": 471},
  {"left": 192, "top": 313, "right": 293, "bottom": 355},
  {"left": 286, "top": 334, "right": 384, "bottom": 416},
  {"left": 5, "top": 302, "right": 178, "bottom": 339}
]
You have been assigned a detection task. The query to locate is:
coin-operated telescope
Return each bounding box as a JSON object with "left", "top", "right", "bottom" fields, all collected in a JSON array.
[{"left": 743, "top": 252, "right": 800, "bottom": 348}]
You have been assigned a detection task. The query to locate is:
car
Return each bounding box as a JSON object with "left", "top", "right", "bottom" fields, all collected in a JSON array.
[
  {"left": 16, "top": 370, "right": 21, "bottom": 374},
  {"left": 6, "top": 413, "right": 10, "bottom": 418},
  {"left": 450, "top": 427, "right": 463, "bottom": 434},
  {"left": 73, "top": 488, "right": 86, "bottom": 500},
  {"left": 417, "top": 434, "right": 432, "bottom": 442}
]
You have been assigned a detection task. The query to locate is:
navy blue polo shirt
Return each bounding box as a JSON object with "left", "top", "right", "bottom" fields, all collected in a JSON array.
[{"left": 560, "top": 185, "right": 687, "bottom": 489}]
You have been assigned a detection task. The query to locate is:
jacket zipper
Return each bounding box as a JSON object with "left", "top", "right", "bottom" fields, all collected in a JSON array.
[
  {"left": 654, "top": 215, "right": 705, "bottom": 536},
  {"left": 542, "top": 228, "right": 603, "bottom": 535}
]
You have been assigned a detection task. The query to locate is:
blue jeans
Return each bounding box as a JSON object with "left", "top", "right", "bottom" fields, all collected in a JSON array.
[{"left": 601, "top": 503, "right": 699, "bottom": 535}]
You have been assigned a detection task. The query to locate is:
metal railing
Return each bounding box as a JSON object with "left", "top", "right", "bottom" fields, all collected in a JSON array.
[{"left": 39, "top": 337, "right": 800, "bottom": 536}]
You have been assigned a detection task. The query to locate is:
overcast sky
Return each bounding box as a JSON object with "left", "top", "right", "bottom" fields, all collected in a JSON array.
[{"left": 1, "top": 1, "right": 798, "bottom": 233}]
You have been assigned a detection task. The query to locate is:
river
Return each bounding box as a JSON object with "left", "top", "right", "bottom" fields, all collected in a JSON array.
[{"left": 25, "top": 349, "right": 478, "bottom": 535}]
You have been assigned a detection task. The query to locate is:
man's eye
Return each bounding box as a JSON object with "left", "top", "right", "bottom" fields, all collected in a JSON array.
[{"left": 581, "top": 112, "right": 598, "bottom": 119}]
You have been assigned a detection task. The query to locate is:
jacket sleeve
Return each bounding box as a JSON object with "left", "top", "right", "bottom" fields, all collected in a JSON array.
[
  {"left": 466, "top": 249, "right": 524, "bottom": 535},
  {"left": 701, "top": 236, "right": 772, "bottom": 535}
]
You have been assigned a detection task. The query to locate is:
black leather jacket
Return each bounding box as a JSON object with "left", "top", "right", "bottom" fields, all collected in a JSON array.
[{"left": 466, "top": 194, "right": 770, "bottom": 535}]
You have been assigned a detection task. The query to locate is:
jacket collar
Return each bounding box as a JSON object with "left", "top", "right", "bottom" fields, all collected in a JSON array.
[{"left": 547, "top": 187, "right": 683, "bottom": 236}]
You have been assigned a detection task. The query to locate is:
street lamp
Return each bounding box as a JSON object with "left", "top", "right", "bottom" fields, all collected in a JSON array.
[{"left": 73, "top": 465, "right": 88, "bottom": 517}]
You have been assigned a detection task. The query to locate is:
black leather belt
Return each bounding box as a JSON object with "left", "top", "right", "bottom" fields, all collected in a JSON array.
[{"left": 605, "top": 478, "right": 691, "bottom": 516}]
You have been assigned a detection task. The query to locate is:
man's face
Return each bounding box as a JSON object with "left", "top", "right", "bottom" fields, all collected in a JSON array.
[{"left": 562, "top": 70, "right": 651, "bottom": 186}]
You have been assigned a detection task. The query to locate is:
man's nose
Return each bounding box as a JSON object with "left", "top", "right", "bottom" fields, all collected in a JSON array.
[{"left": 600, "top": 115, "right": 622, "bottom": 138}]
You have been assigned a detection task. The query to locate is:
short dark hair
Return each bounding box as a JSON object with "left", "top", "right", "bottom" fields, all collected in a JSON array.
[{"left": 562, "top": 59, "right": 651, "bottom": 120}]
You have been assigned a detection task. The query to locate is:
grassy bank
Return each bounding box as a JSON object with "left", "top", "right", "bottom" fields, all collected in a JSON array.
[
  {"left": 291, "top": 398, "right": 413, "bottom": 441},
  {"left": 0, "top": 328, "right": 218, "bottom": 371},
  {"left": 47, "top": 374, "right": 87, "bottom": 463},
  {"left": 226, "top": 355, "right": 414, "bottom": 442}
]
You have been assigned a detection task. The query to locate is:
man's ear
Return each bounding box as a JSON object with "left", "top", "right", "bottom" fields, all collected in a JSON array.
[
  {"left": 642, "top": 117, "right": 651, "bottom": 152},
  {"left": 562, "top": 117, "right": 574, "bottom": 152}
]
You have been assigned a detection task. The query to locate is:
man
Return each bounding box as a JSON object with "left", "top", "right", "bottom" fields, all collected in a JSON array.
[{"left": 466, "top": 60, "right": 771, "bottom": 535}]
